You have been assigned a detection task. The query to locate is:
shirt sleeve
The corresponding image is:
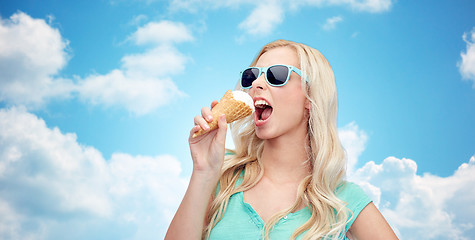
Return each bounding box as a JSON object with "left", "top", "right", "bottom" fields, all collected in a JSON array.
[{"left": 336, "top": 182, "right": 372, "bottom": 232}]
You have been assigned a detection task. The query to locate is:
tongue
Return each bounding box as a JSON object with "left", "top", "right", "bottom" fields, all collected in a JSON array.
[{"left": 261, "top": 107, "right": 272, "bottom": 120}]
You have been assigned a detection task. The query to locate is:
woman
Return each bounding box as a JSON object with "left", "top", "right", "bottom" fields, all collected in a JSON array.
[{"left": 166, "top": 40, "right": 398, "bottom": 239}]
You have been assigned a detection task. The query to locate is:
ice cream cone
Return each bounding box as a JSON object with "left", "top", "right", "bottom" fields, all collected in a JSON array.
[{"left": 193, "top": 90, "right": 253, "bottom": 138}]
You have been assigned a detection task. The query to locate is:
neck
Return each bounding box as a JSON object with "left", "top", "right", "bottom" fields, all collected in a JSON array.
[{"left": 260, "top": 133, "right": 311, "bottom": 184}]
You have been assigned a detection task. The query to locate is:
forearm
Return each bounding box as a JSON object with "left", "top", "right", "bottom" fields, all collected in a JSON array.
[
  {"left": 166, "top": 106, "right": 227, "bottom": 239},
  {"left": 165, "top": 171, "right": 219, "bottom": 240}
]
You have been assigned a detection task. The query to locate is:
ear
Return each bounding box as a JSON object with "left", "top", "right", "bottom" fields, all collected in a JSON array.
[{"left": 305, "top": 98, "right": 311, "bottom": 110}]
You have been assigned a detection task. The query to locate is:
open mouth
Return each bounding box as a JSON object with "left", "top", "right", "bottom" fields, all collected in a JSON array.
[{"left": 255, "top": 99, "right": 273, "bottom": 122}]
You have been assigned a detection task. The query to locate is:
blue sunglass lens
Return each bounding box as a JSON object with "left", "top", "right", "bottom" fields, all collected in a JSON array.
[
  {"left": 267, "top": 66, "right": 289, "bottom": 86},
  {"left": 242, "top": 68, "right": 260, "bottom": 88}
]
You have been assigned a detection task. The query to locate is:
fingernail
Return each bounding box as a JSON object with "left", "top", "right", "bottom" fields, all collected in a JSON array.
[{"left": 207, "top": 115, "right": 213, "bottom": 121}]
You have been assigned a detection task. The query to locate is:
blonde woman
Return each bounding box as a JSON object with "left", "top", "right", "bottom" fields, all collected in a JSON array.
[{"left": 166, "top": 40, "right": 398, "bottom": 239}]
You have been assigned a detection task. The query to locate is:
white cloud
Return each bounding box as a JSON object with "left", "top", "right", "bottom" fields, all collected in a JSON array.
[
  {"left": 352, "top": 156, "right": 475, "bottom": 239},
  {"left": 458, "top": 28, "right": 475, "bottom": 88},
  {"left": 322, "top": 16, "right": 343, "bottom": 31},
  {"left": 0, "top": 11, "right": 74, "bottom": 108},
  {"left": 0, "top": 107, "right": 188, "bottom": 239},
  {"left": 127, "top": 14, "right": 148, "bottom": 26},
  {"left": 129, "top": 20, "right": 193, "bottom": 45},
  {"left": 78, "top": 70, "right": 183, "bottom": 115},
  {"left": 0, "top": 12, "right": 192, "bottom": 115},
  {"left": 338, "top": 122, "right": 475, "bottom": 239},
  {"left": 338, "top": 121, "right": 368, "bottom": 174},
  {"left": 238, "top": 1, "right": 284, "bottom": 36},
  {"left": 121, "top": 45, "right": 189, "bottom": 77},
  {"left": 0, "top": 107, "right": 112, "bottom": 217},
  {"left": 77, "top": 21, "right": 192, "bottom": 115}
]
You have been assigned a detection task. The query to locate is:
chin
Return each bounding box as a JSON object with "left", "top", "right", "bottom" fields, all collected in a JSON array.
[{"left": 255, "top": 128, "right": 277, "bottom": 140}]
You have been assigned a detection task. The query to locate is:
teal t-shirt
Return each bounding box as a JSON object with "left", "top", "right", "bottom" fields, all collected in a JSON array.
[{"left": 209, "top": 175, "right": 371, "bottom": 240}]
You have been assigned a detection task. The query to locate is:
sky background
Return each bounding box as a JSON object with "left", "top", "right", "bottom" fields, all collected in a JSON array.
[{"left": 0, "top": 0, "right": 474, "bottom": 239}]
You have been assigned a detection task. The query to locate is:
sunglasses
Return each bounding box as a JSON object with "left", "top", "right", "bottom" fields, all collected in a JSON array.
[{"left": 240, "top": 64, "right": 304, "bottom": 89}]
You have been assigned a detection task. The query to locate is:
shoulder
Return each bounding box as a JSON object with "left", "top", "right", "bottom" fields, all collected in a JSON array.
[
  {"left": 336, "top": 181, "right": 372, "bottom": 231},
  {"left": 336, "top": 182, "right": 370, "bottom": 201}
]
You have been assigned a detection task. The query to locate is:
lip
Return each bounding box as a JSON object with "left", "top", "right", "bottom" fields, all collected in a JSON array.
[{"left": 253, "top": 97, "right": 272, "bottom": 127}]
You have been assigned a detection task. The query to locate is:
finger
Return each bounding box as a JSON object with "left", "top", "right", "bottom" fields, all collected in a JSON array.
[
  {"left": 190, "top": 124, "right": 201, "bottom": 135},
  {"left": 210, "top": 100, "right": 219, "bottom": 109},
  {"left": 189, "top": 125, "right": 200, "bottom": 138},
  {"left": 215, "top": 114, "right": 227, "bottom": 145},
  {"left": 189, "top": 125, "right": 204, "bottom": 142},
  {"left": 194, "top": 115, "right": 210, "bottom": 132},
  {"left": 201, "top": 106, "right": 213, "bottom": 123}
]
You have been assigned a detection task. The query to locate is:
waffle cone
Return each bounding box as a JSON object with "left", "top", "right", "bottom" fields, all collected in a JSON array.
[{"left": 193, "top": 90, "right": 253, "bottom": 138}]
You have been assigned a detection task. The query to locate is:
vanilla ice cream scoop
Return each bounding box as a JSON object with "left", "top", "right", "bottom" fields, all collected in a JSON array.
[
  {"left": 231, "top": 90, "right": 255, "bottom": 112},
  {"left": 193, "top": 90, "right": 254, "bottom": 138}
]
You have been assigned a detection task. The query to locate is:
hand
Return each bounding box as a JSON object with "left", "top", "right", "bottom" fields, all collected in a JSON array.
[{"left": 189, "top": 100, "right": 227, "bottom": 180}]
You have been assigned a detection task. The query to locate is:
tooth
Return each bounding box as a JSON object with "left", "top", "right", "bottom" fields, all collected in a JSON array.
[{"left": 255, "top": 100, "right": 268, "bottom": 106}]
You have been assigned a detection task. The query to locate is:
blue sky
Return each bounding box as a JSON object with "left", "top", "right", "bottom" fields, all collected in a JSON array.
[{"left": 0, "top": 0, "right": 474, "bottom": 239}]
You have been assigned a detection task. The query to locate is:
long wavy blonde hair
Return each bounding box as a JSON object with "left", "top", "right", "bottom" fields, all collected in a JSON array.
[{"left": 203, "top": 40, "right": 349, "bottom": 239}]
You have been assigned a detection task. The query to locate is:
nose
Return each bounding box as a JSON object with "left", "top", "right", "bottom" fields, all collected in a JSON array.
[{"left": 251, "top": 72, "right": 266, "bottom": 90}]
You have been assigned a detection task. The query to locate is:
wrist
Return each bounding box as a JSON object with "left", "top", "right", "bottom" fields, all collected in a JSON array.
[{"left": 191, "top": 169, "right": 221, "bottom": 187}]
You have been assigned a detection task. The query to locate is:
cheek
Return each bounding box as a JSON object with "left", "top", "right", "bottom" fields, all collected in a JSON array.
[
  {"left": 287, "top": 91, "right": 307, "bottom": 111},
  {"left": 277, "top": 94, "right": 308, "bottom": 121},
  {"left": 284, "top": 80, "right": 307, "bottom": 109}
]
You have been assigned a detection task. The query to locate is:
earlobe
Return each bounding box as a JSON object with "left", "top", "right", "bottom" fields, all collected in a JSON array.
[{"left": 305, "top": 98, "right": 311, "bottom": 110}]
